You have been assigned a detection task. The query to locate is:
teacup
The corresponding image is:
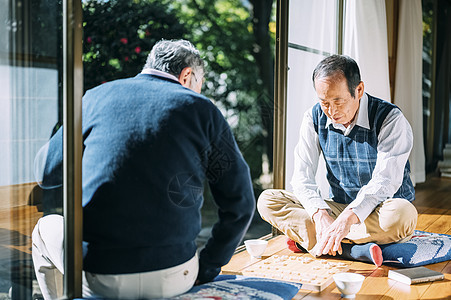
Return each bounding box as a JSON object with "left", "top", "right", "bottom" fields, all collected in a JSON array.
[
  {"left": 244, "top": 239, "right": 268, "bottom": 258},
  {"left": 333, "top": 272, "right": 365, "bottom": 298}
]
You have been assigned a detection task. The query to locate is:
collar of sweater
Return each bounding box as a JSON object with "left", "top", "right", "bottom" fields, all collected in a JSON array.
[{"left": 141, "top": 68, "right": 180, "bottom": 83}]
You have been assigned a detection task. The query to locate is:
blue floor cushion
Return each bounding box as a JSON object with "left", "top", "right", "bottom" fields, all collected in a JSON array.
[
  {"left": 75, "top": 275, "right": 301, "bottom": 299},
  {"left": 170, "top": 275, "right": 301, "bottom": 300},
  {"left": 380, "top": 230, "right": 451, "bottom": 267}
]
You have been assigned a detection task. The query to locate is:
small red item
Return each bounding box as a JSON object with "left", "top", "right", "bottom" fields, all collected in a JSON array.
[{"left": 286, "top": 238, "right": 303, "bottom": 253}]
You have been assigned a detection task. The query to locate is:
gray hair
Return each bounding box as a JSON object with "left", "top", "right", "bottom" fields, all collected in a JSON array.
[
  {"left": 312, "top": 55, "right": 361, "bottom": 98},
  {"left": 143, "top": 39, "right": 204, "bottom": 77}
]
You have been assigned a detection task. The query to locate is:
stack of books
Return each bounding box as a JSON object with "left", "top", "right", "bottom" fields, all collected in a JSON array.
[{"left": 438, "top": 144, "right": 451, "bottom": 178}]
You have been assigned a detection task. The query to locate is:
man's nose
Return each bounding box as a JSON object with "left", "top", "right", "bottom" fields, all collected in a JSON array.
[{"left": 328, "top": 104, "right": 337, "bottom": 115}]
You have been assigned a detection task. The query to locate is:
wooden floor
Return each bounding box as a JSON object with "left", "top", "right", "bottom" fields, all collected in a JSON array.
[
  {"left": 222, "top": 176, "right": 451, "bottom": 299},
  {"left": 0, "top": 176, "right": 450, "bottom": 298}
]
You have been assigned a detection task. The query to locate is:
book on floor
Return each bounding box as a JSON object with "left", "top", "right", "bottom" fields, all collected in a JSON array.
[{"left": 388, "top": 266, "right": 444, "bottom": 285}]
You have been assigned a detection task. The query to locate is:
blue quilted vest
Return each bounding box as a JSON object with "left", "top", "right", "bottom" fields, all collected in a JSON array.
[{"left": 312, "top": 94, "right": 415, "bottom": 204}]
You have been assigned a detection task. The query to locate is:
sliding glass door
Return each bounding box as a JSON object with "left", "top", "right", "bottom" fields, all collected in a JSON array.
[{"left": 0, "top": 0, "right": 82, "bottom": 298}]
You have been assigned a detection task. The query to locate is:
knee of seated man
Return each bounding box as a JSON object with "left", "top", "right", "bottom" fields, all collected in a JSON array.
[
  {"left": 257, "top": 189, "right": 278, "bottom": 212},
  {"left": 380, "top": 198, "right": 418, "bottom": 230},
  {"left": 257, "top": 189, "right": 292, "bottom": 212}
]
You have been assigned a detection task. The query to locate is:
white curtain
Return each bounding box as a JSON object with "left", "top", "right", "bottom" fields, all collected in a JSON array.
[
  {"left": 393, "top": 0, "right": 425, "bottom": 184},
  {"left": 343, "top": 0, "right": 391, "bottom": 101}
]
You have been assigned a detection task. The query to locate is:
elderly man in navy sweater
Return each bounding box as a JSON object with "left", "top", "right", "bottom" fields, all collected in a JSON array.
[
  {"left": 32, "top": 39, "right": 255, "bottom": 299},
  {"left": 258, "top": 55, "right": 417, "bottom": 266}
]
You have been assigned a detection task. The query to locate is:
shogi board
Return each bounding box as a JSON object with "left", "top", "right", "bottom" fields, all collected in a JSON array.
[{"left": 240, "top": 254, "right": 350, "bottom": 292}]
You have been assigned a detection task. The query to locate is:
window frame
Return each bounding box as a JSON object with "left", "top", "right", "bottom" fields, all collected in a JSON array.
[{"left": 62, "top": 0, "right": 83, "bottom": 298}]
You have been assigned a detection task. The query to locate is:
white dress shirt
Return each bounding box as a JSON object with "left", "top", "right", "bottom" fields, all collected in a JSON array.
[{"left": 290, "top": 93, "right": 414, "bottom": 223}]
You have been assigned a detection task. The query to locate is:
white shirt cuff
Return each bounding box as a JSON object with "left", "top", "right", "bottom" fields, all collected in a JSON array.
[{"left": 347, "top": 197, "right": 379, "bottom": 223}]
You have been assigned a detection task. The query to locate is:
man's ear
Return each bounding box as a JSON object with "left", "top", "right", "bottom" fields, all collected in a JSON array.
[
  {"left": 356, "top": 81, "right": 365, "bottom": 99},
  {"left": 178, "top": 67, "right": 193, "bottom": 88}
]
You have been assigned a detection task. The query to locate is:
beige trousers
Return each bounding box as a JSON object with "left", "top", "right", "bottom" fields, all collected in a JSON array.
[
  {"left": 32, "top": 215, "right": 198, "bottom": 300},
  {"left": 257, "top": 189, "right": 418, "bottom": 251}
]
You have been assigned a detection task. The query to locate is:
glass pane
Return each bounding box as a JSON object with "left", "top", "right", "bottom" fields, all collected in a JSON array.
[
  {"left": 0, "top": 0, "right": 62, "bottom": 299},
  {"left": 286, "top": 49, "right": 330, "bottom": 196},
  {"left": 81, "top": 0, "right": 273, "bottom": 249},
  {"left": 288, "top": 0, "right": 337, "bottom": 54},
  {"left": 285, "top": 0, "right": 338, "bottom": 196}
]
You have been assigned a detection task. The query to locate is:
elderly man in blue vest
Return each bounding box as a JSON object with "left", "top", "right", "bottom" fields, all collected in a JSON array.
[
  {"left": 32, "top": 39, "right": 255, "bottom": 299},
  {"left": 258, "top": 55, "right": 417, "bottom": 266}
]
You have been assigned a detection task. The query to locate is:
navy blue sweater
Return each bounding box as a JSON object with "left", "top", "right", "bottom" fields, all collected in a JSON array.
[{"left": 43, "top": 74, "right": 255, "bottom": 282}]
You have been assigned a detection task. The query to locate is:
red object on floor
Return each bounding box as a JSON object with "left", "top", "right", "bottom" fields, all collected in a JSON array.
[{"left": 286, "top": 238, "right": 303, "bottom": 253}]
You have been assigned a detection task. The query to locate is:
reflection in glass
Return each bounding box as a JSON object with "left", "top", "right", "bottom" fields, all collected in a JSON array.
[
  {"left": 0, "top": 0, "right": 62, "bottom": 298},
  {"left": 81, "top": 1, "right": 275, "bottom": 244}
]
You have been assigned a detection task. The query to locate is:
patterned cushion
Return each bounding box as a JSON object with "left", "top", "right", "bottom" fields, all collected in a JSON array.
[
  {"left": 75, "top": 275, "right": 301, "bottom": 299},
  {"left": 171, "top": 275, "right": 301, "bottom": 300},
  {"left": 380, "top": 230, "right": 451, "bottom": 267}
]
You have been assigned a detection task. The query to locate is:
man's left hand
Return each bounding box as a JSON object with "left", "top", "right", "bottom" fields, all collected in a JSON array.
[{"left": 311, "top": 209, "right": 359, "bottom": 257}]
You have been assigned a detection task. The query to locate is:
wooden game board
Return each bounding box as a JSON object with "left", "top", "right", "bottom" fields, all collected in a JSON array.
[{"left": 234, "top": 254, "right": 350, "bottom": 292}]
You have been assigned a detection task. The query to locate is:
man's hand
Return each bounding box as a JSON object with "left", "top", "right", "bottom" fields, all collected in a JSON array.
[
  {"left": 311, "top": 209, "right": 359, "bottom": 257},
  {"left": 312, "top": 209, "right": 334, "bottom": 252}
]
